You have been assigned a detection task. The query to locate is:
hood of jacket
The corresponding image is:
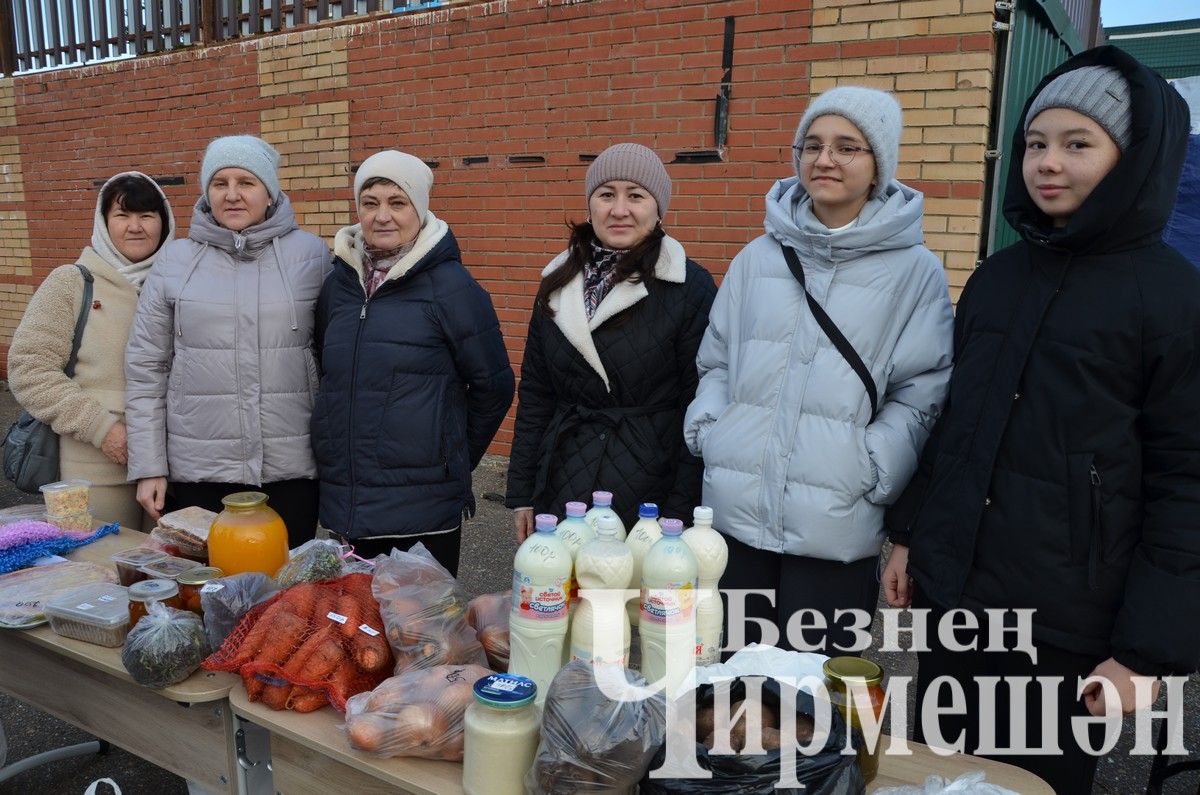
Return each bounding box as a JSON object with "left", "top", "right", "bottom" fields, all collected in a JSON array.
[
  {"left": 764, "top": 176, "right": 928, "bottom": 265},
  {"left": 88, "top": 171, "right": 176, "bottom": 287},
  {"left": 332, "top": 212, "right": 453, "bottom": 288},
  {"left": 1003, "top": 45, "right": 1190, "bottom": 254},
  {"left": 188, "top": 191, "right": 301, "bottom": 259}
]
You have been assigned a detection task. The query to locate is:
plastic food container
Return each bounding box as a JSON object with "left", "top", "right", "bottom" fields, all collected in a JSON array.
[
  {"left": 177, "top": 567, "right": 224, "bottom": 614},
  {"left": 47, "top": 511, "right": 94, "bottom": 533},
  {"left": 111, "top": 547, "right": 170, "bottom": 586},
  {"left": 0, "top": 504, "right": 48, "bottom": 524},
  {"left": 137, "top": 555, "right": 203, "bottom": 582},
  {"left": 39, "top": 479, "right": 91, "bottom": 516},
  {"left": 128, "top": 579, "right": 181, "bottom": 628},
  {"left": 45, "top": 583, "right": 130, "bottom": 647}
]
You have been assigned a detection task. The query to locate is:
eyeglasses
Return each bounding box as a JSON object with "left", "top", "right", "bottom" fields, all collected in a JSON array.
[{"left": 793, "top": 143, "right": 873, "bottom": 166}]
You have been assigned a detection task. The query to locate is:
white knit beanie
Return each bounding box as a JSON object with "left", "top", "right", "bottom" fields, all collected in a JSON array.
[
  {"left": 353, "top": 150, "right": 434, "bottom": 223},
  {"left": 793, "top": 86, "right": 902, "bottom": 199},
  {"left": 201, "top": 135, "right": 282, "bottom": 200}
]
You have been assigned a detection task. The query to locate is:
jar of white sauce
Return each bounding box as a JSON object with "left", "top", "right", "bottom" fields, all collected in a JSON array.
[{"left": 463, "top": 673, "right": 540, "bottom": 795}]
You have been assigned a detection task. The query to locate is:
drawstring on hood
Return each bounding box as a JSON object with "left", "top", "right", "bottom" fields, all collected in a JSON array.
[{"left": 88, "top": 171, "right": 176, "bottom": 288}]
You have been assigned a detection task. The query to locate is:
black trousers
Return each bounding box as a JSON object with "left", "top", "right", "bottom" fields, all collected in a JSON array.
[
  {"left": 719, "top": 532, "right": 880, "bottom": 655},
  {"left": 167, "top": 478, "right": 319, "bottom": 550},
  {"left": 337, "top": 528, "right": 462, "bottom": 578},
  {"left": 913, "top": 588, "right": 1105, "bottom": 793}
]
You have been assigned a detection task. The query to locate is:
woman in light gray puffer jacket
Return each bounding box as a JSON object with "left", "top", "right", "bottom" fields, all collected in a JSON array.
[
  {"left": 684, "top": 87, "right": 954, "bottom": 653},
  {"left": 125, "top": 136, "right": 330, "bottom": 545}
]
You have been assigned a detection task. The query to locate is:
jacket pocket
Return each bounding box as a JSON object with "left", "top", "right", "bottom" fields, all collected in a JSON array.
[
  {"left": 376, "top": 373, "right": 448, "bottom": 469},
  {"left": 1066, "top": 452, "right": 1102, "bottom": 586}
]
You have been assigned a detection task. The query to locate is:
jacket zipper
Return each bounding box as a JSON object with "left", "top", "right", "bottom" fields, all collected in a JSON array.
[
  {"left": 1087, "top": 464, "right": 1102, "bottom": 590},
  {"left": 346, "top": 294, "right": 369, "bottom": 534}
]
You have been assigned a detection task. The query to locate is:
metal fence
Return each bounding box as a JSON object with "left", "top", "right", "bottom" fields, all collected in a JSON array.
[{"left": 0, "top": 0, "right": 436, "bottom": 74}]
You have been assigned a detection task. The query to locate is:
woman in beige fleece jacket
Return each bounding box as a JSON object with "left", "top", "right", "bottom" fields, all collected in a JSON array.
[{"left": 8, "top": 172, "right": 175, "bottom": 529}]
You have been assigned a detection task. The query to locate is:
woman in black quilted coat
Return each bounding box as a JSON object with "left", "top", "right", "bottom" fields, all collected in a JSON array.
[{"left": 506, "top": 144, "right": 716, "bottom": 538}]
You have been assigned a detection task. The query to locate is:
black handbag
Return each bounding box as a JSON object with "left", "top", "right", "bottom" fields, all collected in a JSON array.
[
  {"left": 780, "top": 243, "right": 879, "bottom": 420},
  {"left": 3, "top": 264, "right": 94, "bottom": 493}
]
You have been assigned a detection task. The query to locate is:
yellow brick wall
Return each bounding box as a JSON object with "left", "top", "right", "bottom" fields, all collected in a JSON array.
[{"left": 0, "top": 77, "right": 31, "bottom": 348}]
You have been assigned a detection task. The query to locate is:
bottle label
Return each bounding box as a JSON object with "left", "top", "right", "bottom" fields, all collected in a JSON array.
[
  {"left": 512, "top": 571, "right": 568, "bottom": 621},
  {"left": 640, "top": 583, "right": 695, "bottom": 624}
]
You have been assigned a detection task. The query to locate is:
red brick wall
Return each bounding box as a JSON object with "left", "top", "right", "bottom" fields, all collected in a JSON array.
[{"left": 0, "top": 0, "right": 997, "bottom": 455}]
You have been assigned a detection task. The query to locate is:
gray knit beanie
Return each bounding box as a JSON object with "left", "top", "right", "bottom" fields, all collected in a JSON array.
[
  {"left": 200, "top": 135, "right": 282, "bottom": 200},
  {"left": 585, "top": 143, "right": 671, "bottom": 218},
  {"left": 353, "top": 150, "right": 434, "bottom": 224},
  {"left": 1024, "top": 65, "right": 1132, "bottom": 151},
  {"left": 793, "top": 86, "right": 902, "bottom": 199}
]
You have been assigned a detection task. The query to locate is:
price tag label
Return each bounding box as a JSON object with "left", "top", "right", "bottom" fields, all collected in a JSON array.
[
  {"left": 98, "top": 594, "right": 116, "bottom": 603},
  {"left": 358, "top": 624, "right": 380, "bottom": 637},
  {"left": 76, "top": 602, "right": 95, "bottom": 611},
  {"left": 200, "top": 583, "right": 225, "bottom": 594},
  {"left": 327, "top": 612, "right": 348, "bottom": 624}
]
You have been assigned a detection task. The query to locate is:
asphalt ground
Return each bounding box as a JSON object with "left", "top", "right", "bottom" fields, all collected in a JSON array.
[{"left": 0, "top": 380, "right": 1196, "bottom": 794}]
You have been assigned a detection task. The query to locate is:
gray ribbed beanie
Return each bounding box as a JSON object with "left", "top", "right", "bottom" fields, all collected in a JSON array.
[
  {"left": 353, "top": 150, "right": 434, "bottom": 223},
  {"left": 585, "top": 143, "right": 671, "bottom": 218},
  {"left": 793, "top": 86, "right": 901, "bottom": 199},
  {"left": 1024, "top": 66, "right": 1132, "bottom": 151},
  {"left": 201, "top": 135, "right": 282, "bottom": 200}
]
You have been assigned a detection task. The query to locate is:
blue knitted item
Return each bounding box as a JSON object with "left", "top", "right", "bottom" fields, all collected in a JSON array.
[{"left": 0, "top": 523, "right": 120, "bottom": 575}]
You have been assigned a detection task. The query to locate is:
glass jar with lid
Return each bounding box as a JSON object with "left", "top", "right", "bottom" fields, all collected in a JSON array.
[
  {"left": 823, "top": 656, "right": 886, "bottom": 783},
  {"left": 128, "top": 579, "right": 182, "bottom": 629},
  {"left": 463, "top": 673, "right": 540, "bottom": 795},
  {"left": 207, "top": 492, "right": 289, "bottom": 577},
  {"left": 177, "top": 567, "right": 224, "bottom": 615}
]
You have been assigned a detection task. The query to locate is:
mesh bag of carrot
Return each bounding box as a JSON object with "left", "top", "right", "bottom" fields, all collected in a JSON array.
[{"left": 202, "top": 572, "right": 393, "bottom": 712}]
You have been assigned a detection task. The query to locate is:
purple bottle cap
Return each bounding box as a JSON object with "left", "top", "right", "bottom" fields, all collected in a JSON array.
[
  {"left": 535, "top": 514, "right": 558, "bottom": 531},
  {"left": 660, "top": 518, "right": 684, "bottom": 535},
  {"left": 591, "top": 490, "right": 613, "bottom": 507},
  {"left": 565, "top": 501, "right": 587, "bottom": 517}
]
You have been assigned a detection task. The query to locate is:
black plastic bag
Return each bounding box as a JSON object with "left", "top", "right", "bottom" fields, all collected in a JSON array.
[{"left": 640, "top": 676, "right": 866, "bottom": 795}]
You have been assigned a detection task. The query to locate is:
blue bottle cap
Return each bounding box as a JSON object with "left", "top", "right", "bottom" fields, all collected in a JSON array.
[
  {"left": 473, "top": 673, "right": 537, "bottom": 708},
  {"left": 638, "top": 502, "right": 659, "bottom": 519}
]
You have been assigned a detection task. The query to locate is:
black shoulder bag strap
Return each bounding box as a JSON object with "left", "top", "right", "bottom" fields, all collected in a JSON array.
[
  {"left": 65, "top": 263, "right": 94, "bottom": 378},
  {"left": 780, "top": 243, "right": 878, "bottom": 421}
]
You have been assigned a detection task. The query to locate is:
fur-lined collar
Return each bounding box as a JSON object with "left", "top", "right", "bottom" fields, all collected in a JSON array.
[
  {"left": 333, "top": 212, "right": 450, "bottom": 289},
  {"left": 542, "top": 234, "right": 687, "bottom": 391}
]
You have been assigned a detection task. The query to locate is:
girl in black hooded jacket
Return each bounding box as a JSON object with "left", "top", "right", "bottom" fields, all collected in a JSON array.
[{"left": 882, "top": 47, "right": 1200, "bottom": 791}]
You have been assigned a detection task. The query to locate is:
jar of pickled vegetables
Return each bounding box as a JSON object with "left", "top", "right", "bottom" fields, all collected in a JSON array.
[
  {"left": 128, "top": 579, "right": 182, "bottom": 628},
  {"left": 823, "top": 656, "right": 886, "bottom": 783},
  {"left": 208, "top": 492, "right": 289, "bottom": 577},
  {"left": 177, "top": 567, "right": 224, "bottom": 615}
]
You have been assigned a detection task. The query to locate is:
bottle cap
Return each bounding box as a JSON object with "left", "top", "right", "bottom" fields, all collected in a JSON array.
[
  {"left": 638, "top": 502, "right": 659, "bottom": 519},
  {"left": 565, "top": 501, "right": 587, "bottom": 517},
  {"left": 660, "top": 518, "right": 684, "bottom": 536},
  {"left": 692, "top": 506, "right": 714, "bottom": 523},
  {"left": 473, "top": 673, "right": 537, "bottom": 709},
  {"left": 591, "top": 490, "right": 613, "bottom": 507},
  {"left": 535, "top": 514, "right": 558, "bottom": 531}
]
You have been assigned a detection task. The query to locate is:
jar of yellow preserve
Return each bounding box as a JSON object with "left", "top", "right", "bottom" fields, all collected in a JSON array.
[
  {"left": 823, "top": 656, "right": 886, "bottom": 783},
  {"left": 207, "top": 492, "right": 288, "bottom": 577}
]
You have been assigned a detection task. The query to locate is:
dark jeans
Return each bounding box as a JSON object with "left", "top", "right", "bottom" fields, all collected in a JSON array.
[
  {"left": 719, "top": 532, "right": 880, "bottom": 655},
  {"left": 167, "top": 478, "right": 319, "bottom": 550},
  {"left": 913, "top": 588, "right": 1105, "bottom": 793},
  {"left": 337, "top": 528, "right": 462, "bottom": 578}
]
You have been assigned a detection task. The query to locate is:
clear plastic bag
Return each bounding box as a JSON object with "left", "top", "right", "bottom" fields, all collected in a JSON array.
[
  {"left": 466, "top": 590, "right": 510, "bottom": 672},
  {"left": 275, "top": 539, "right": 348, "bottom": 588},
  {"left": 371, "top": 543, "right": 486, "bottom": 674},
  {"left": 121, "top": 602, "right": 208, "bottom": 688},
  {"left": 200, "top": 572, "right": 278, "bottom": 651},
  {"left": 874, "top": 773, "right": 1019, "bottom": 795},
  {"left": 527, "top": 660, "right": 667, "bottom": 795},
  {"left": 344, "top": 663, "right": 493, "bottom": 760}
]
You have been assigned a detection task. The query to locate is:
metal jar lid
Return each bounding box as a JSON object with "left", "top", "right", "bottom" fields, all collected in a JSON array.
[
  {"left": 128, "top": 578, "right": 179, "bottom": 602},
  {"left": 822, "top": 656, "right": 884, "bottom": 689},
  {"left": 220, "top": 491, "right": 269, "bottom": 509},
  {"left": 177, "top": 567, "right": 224, "bottom": 586}
]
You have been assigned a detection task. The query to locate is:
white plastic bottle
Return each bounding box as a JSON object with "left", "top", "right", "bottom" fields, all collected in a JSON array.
[
  {"left": 625, "top": 502, "right": 663, "bottom": 629},
  {"left": 639, "top": 518, "right": 698, "bottom": 697},
  {"left": 683, "top": 506, "right": 728, "bottom": 666},
  {"left": 508, "top": 513, "right": 572, "bottom": 705},
  {"left": 584, "top": 490, "right": 627, "bottom": 541},
  {"left": 570, "top": 515, "right": 634, "bottom": 666},
  {"left": 555, "top": 501, "right": 595, "bottom": 555}
]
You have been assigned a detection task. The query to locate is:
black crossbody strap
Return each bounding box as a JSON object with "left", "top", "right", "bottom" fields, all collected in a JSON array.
[
  {"left": 780, "top": 244, "right": 878, "bottom": 420},
  {"left": 64, "top": 263, "right": 94, "bottom": 379}
]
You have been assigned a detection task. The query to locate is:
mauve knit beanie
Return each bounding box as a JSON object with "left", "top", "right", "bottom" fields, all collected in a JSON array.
[{"left": 585, "top": 143, "right": 672, "bottom": 218}]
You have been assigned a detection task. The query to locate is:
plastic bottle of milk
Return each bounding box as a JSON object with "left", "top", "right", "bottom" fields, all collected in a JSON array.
[
  {"left": 584, "top": 490, "right": 627, "bottom": 541},
  {"left": 570, "top": 515, "right": 634, "bottom": 666},
  {"left": 683, "top": 506, "right": 728, "bottom": 666},
  {"left": 625, "top": 503, "right": 663, "bottom": 629},
  {"left": 639, "top": 518, "right": 698, "bottom": 697},
  {"left": 555, "top": 501, "right": 595, "bottom": 554},
  {"left": 509, "top": 513, "right": 572, "bottom": 705}
]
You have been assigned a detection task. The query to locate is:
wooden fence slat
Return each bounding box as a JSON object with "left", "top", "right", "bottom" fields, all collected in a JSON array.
[
  {"left": 149, "top": 0, "right": 163, "bottom": 51},
  {"left": 97, "top": 0, "right": 110, "bottom": 58},
  {"left": 0, "top": 0, "right": 17, "bottom": 74},
  {"left": 225, "top": 0, "right": 237, "bottom": 41},
  {"left": 171, "top": 0, "right": 181, "bottom": 48},
  {"left": 271, "top": 0, "right": 280, "bottom": 33},
  {"left": 114, "top": 0, "right": 128, "bottom": 56},
  {"left": 318, "top": 0, "right": 328, "bottom": 23},
  {"left": 63, "top": 0, "right": 81, "bottom": 63},
  {"left": 29, "top": 0, "right": 45, "bottom": 69},
  {"left": 249, "top": 0, "right": 260, "bottom": 35},
  {"left": 79, "top": 0, "right": 96, "bottom": 62},
  {"left": 47, "top": 0, "right": 64, "bottom": 66}
]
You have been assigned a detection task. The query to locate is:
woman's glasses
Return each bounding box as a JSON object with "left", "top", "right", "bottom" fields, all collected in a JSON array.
[{"left": 793, "top": 143, "right": 873, "bottom": 165}]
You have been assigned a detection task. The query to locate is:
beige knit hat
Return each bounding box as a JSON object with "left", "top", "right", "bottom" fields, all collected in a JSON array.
[{"left": 585, "top": 143, "right": 671, "bottom": 218}]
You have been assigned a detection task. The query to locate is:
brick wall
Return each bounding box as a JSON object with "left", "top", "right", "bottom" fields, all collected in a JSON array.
[{"left": 0, "top": 0, "right": 997, "bottom": 454}]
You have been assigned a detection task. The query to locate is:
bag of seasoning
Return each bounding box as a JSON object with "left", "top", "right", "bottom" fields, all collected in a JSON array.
[{"left": 121, "top": 602, "right": 209, "bottom": 688}]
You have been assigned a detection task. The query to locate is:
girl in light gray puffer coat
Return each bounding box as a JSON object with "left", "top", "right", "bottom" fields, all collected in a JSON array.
[
  {"left": 684, "top": 87, "right": 954, "bottom": 653},
  {"left": 125, "top": 136, "right": 330, "bottom": 545}
]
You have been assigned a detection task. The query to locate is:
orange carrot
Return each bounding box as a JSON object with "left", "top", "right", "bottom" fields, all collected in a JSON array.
[
  {"left": 351, "top": 631, "right": 392, "bottom": 673},
  {"left": 260, "top": 681, "right": 292, "bottom": 711},
  {"left": 335, "top": 593, "right": 360, "bottom": 639},
  {"left": 287, "top": 686, "right": 329, "bottom": 713}
]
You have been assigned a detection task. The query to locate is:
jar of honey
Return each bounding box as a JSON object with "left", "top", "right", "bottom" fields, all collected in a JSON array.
[
  {"left": 208, "top": 492, "right": 289, "bottom": 577},
  {"left": 128, "top": 579, "right": 182, "bottom": 629},
  {"left": 823, "top": 656, "right": 886, "bottom": 783},
  {"left": 177, "top": 567, "right": 224, "bottom": 615}
]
